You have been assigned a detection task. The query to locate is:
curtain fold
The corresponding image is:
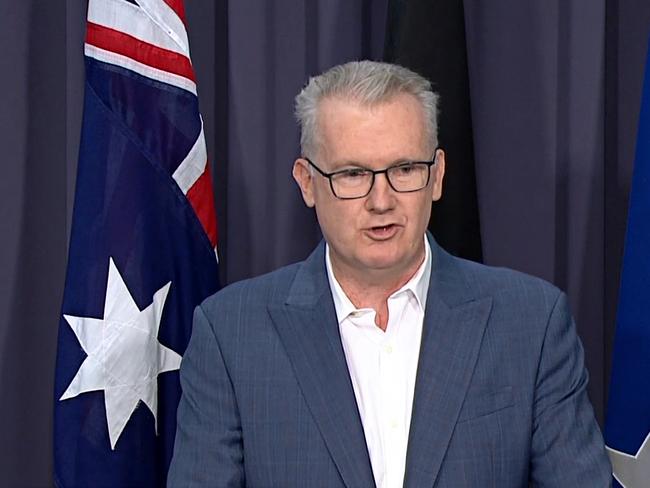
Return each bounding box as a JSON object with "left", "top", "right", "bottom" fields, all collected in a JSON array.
[
  {"left": 464, "top": 0, "right": 608, "bottom": 421},
  {"left": 222, "top": 0, "right": 387, "bottom": 283}
]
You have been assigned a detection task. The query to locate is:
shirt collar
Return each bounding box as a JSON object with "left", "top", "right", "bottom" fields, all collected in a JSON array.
[{"left": 325, "top": 236, "right": 432, "bottom": 324}]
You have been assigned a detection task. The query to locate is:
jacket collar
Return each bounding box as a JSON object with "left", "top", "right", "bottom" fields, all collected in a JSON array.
[
  {"left": 403, "top": 234, "right": 493, "bottom": 487},
  {"left": 270, "top": 241, "right": 376, "bottom": 487}
]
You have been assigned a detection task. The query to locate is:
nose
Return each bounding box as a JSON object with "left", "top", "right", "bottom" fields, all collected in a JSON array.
[{"left": 365, "top": 172, "right": 396, "bottom": 213}]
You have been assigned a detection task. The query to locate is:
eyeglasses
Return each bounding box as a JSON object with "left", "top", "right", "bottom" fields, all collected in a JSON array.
[{"left": 305, "top": 148, "right": 440, "bottom": 200}]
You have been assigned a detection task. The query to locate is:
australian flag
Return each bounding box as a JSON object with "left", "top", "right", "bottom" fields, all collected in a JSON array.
[
  {"left": 53, "top": 0, "right": 219, "bottom": 486},
  {"left": 604, "top": 39, "right": 650, "bottom": 487}
]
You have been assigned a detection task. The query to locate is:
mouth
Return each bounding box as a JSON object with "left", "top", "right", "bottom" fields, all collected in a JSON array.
[{"left": 365, "top": 223, "right": 400, "bottom": 240}]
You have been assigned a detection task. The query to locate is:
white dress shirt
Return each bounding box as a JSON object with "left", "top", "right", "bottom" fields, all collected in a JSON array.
[{"left": 325, "top": 239, "right": 432, "bottom": 488}]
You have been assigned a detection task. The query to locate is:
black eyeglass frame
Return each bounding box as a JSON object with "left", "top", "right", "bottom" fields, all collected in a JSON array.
[{"left": 304, "top": 147, "right": 441, "bottom": 200}]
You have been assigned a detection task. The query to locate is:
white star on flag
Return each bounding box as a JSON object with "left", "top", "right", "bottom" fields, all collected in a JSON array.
[
  {"left": 606, "top": 431, "right": 650, "bottom": 488},
  {"left": 60, "top": 257, "right": 182, "bottom": 450}
]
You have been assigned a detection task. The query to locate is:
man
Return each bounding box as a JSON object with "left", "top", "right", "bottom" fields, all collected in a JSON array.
[{"left": 168, "top": 61, "right": 610, "bottom": 487}]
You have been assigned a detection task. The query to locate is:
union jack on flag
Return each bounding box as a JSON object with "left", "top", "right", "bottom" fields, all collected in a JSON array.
[{"left": 53, "top": 0, "right": 219, "bottom": 486}]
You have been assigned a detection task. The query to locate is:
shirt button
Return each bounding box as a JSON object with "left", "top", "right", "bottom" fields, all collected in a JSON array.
[
  {"left": 390, "top": 419, "right": 398, "bottom": 429},
  {"left": 384, "top": 344, "right": 393, "bottom": 354}
]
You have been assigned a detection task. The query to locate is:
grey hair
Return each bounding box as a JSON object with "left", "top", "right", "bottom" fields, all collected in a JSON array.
[{"left": 295, "top": 60, "right": 439, "bottom": 158}]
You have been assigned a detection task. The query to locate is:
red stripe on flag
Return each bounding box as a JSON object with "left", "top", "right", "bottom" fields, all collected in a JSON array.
[
  {"left": 186, "top": 163, "right": 218, "bottom": 248},
  {"left": 86, "top": 22, "right": 196, "bottom": 83},
  {"left": 163, "top": 0, "right": 187, "bottom": 24}
]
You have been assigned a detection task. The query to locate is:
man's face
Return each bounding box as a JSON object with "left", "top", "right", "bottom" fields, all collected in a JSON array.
[{"left": 293, "top": 93, "right": 445, "bottom": 283}]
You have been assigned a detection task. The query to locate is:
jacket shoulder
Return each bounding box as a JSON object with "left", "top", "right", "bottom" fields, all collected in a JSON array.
[
  {"left": 448, "top": 254, "right": 564, "bottom": 312},
  {"left": 201, "top": 261, "right": 302, "bottom": 313}
]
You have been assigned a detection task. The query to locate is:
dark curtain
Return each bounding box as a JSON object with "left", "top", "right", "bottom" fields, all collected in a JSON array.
[
  {"left": 219, "top": 0, "right": 388, "bottom": 283},
  {"left": 1, "top": 0, "right": 649, "bottom": 485},
  {"left": 385, "top": 0, "right": 483, "bottom": 263},
  {"left": 0, "top": 2, "right": 73, "bottom": 486},
  {"left": 462, "top": 0, "right": 650, "bottom": 425},
  {"left": 464, "top": 0, "right": 611, "bottom": 421}
]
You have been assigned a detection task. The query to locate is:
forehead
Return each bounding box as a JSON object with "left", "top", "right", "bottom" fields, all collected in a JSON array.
[{"left": 315, "top": 93, "right": 429, "bottom": 163}]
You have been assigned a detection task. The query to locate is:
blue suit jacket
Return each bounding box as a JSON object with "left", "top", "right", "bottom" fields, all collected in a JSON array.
[{"left": 168, "top": 237, "right": 610, "bottom": 487}]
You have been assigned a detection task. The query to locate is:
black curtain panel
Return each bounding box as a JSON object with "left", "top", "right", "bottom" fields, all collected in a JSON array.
[{"left": 384, "top": 0, "right": 483, "bottom": 262}]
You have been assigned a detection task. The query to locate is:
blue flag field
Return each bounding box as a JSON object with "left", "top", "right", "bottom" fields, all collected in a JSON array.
[
  {"left": 604, "top": 38, "right": 650, "bottom": 488},
  {"left": 53, "top": 1, "right": 219, "bottom": 486}
]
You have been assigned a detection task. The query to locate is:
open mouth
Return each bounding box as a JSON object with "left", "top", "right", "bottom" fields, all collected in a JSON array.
[
  {"left": 373, "top": 225, "right": 393, "bottom": 232},
  {"left": 367, "top": 224, "right": 398, "bottom": 239}
]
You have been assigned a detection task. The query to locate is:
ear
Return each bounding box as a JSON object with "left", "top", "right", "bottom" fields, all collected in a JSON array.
[
  {"left": 292, "top": 158, "right": 316, "bottom": 207},
  {"left": 431, "top": 149, "right": 446, "bottom": 202}
]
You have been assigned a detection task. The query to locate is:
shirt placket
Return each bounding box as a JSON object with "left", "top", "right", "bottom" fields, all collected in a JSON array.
[{"left": 378, "top": 293, "right": 409, "bottom": 488}]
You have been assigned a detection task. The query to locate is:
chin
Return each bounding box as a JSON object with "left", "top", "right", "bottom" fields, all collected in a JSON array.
[{"left": 360, "top": 253, "right": 406, "bottom": 272}]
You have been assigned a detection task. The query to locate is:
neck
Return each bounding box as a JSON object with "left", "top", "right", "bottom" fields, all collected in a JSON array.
[
  {"left": 333, "top": 267, "right": 415, "bottom": 302},
  {"left": 330, "top": 249, "right": 426, "bottom": 331}
]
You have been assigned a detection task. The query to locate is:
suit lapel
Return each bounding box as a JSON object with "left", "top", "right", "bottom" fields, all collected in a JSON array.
[
  {"left": 403, "top": 239, "right": 493, "bottom": 488},
  {"left": 268, "top": 243, "right": 376, "bottom": 488}
]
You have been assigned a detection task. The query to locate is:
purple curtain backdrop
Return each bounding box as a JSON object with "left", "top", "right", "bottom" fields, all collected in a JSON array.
[
  {"left": 1, "top": 1, "right": 649, "bottom": 485},
  {"left": 464, "top": 0, "right": 610, "bottom": 421},
  {"left": 219, "top": 0, "right": 388, "bottom": 283}
]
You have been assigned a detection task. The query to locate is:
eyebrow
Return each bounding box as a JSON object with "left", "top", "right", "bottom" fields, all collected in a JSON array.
[{"left": 328, "top": 157, "right": 425, "bottom": 171}]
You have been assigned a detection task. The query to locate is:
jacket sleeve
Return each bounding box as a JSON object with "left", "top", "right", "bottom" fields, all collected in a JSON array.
[
  {"left": 167, "top": 303, "right": 245, "bottom": 487},
  {"left": 529, "top": 291, "right": 611, "bottom": 486}
]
